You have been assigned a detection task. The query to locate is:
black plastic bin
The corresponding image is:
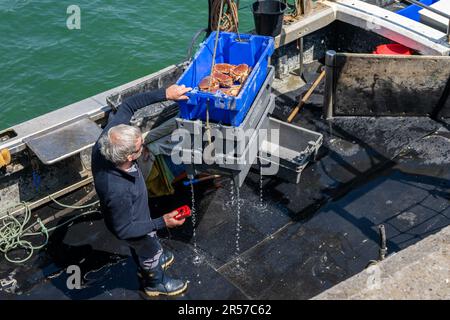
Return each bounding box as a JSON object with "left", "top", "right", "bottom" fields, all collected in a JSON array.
[{"left": 252, "top": 0, "right": 287, "bottom": 37}]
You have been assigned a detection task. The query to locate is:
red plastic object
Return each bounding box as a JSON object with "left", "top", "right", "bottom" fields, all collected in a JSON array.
[
  {"left": 373, "top": 44, "right": 413, "bottom": 55},
  {"left": 174, "top": 205, "right": 191, "bottom": 220}
]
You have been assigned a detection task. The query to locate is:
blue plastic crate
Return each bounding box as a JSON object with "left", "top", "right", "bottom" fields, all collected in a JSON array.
[
  {"left": 396, "top": 0, "right": 438, "bottom": 21},
  {"left": 176, "top": 31, "right": 274, "bottom": 126}
]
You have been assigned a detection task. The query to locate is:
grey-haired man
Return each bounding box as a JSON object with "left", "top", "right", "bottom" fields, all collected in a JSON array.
[{"left": 91, "top": 84, "right": 191, "bottom": 297}]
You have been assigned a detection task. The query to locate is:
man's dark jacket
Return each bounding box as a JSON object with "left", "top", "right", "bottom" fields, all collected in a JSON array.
[{"left": 91, "top": 89, "right": 167, "bottom": 240}]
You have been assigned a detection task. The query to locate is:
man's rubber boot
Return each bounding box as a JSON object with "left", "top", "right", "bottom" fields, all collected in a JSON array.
[
  {"left": 142, "top": 266, "right": 188, "bottom": 297},
  {"left": 137, "top": 250, "right": 174, "bottom": 279}
]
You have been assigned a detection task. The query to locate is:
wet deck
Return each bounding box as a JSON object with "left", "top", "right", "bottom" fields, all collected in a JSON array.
[
  {"left": 1, "top": 66, "right": 449, "bottom": 300},
  {"left": 313, "top": 225, "right": 450, "bottom": 299}
]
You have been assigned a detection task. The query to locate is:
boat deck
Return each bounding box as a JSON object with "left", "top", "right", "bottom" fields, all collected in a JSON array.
[
  {"left": 314, "top": 224, "right": 450, "bottom": 299},
  {"left": 1, "top": 66, "right": 449, "bottom": 300}
]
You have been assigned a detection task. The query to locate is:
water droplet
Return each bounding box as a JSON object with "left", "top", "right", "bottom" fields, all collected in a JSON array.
[{"left": 193, "top": 255, "right": 203, "bottom": 265}]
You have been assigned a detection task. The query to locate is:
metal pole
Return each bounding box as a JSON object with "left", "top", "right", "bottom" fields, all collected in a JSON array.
[
  {"left": 378, "top": 224, "right": 387, "bottom": 261},
  {"left": 299, "top": 37, "right": 304, "bottom": 78},
  {"left": 324, "top": 50, "right": 336, "bottom": 120},
  {"left": 401, "top": 0, "right": 450, "bottom": 43}
]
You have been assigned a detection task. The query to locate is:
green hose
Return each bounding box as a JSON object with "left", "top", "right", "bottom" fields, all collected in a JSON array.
[{"left": 0, "top": 197, "right": 100, "bottom": 264}]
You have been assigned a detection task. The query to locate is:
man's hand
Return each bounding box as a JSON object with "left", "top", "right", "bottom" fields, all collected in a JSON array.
[
  {"left": 163, "top": 210, "right": 186, "bottom": 228},
  {"left": 166, "top": 84, "right": 192, "bottom": 101}
]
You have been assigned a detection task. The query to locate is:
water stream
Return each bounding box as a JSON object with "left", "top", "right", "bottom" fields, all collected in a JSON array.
[
  {"left": 190, "top": 183, "right": 201, "bottom": 264},
  {"left": 189, "top": 182, "right": 203, "bottom": 283},
  {"left": 257, "top": 165, "right": 268, "bottom": 211},
  {"left": 235, "top": 179, "right": 241, "bottom": 269}
]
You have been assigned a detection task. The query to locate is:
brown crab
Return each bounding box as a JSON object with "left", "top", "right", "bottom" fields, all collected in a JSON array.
[
  {"left": 221, "top": 85, "right": 242, "bottom": 97},
  {"left": 198, "top": 76, "right": 220, "bottom": 92},
  {"left": 213, "top": 63, "right": 234, "bottom": 75},
  {"left": 230, "top": 64, "right": 251, "bottom": 83},
  {"left": 212, "top": 70, "right": 234, "bottom": 88}
]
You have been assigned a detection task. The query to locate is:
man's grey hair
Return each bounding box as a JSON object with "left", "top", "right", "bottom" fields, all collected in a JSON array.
[{"left": 99, "top": 124, "right": 142, "bottom": 165}]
